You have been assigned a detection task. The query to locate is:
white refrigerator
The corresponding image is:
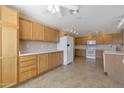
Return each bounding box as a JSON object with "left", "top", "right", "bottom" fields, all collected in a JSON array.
[{"left": 57, "top": 36, "right": 74, "bottom": 65}]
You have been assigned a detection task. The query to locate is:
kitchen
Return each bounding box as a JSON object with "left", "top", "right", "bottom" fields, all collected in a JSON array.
[{"left": 1, "top": 5, "right": 124, "bottom": 88}]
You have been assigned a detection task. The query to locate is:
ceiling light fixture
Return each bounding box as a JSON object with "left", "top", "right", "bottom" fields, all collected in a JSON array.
[
  {"left": 70, "top": 28, "right": 79, "bottom": 35},
  {"left": 48, "top": 5, "right": 60, "bottom": 13}
]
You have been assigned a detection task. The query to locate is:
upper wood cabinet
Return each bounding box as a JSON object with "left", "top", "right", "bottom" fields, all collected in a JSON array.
[
  {"left": 0, "top": 6, "right": 18, "bottom": 27},
  {"left": 96, "top": 35, "right": 104, "bottom": 44},
  {"left": 0, "top": 6, "right": 18, "bottom": 88},
  {"left": 112, "top": 32, "right": 122, "bottom": 44},
  {"left": 103, "top": 34, "right": 113, "bottom": 44},
  {"left": 19, "top": 18, "right": 59, "bottom": 42},
  {"left": 19, "top": 18, "right": 33, "bottom": 40},
  {"left": 44, "top": 26, "right": 59, "bottom": 42},
  {"left": 75, "top": 37, "right": 83, "bottom": 45},
  {"left": 32, "top": 23, "right": 44, "bottom": 41},
  {"left": 87, "top": 35, "right": 96, "bottom": 40}
]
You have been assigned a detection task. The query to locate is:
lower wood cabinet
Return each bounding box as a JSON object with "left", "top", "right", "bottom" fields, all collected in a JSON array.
[
  {"left": 96, "top": 50, "right": 103, "bottom": 59},
  {"left": 75, "top": 49, "right": 86, "bottom": 57},
  {"left": 19, "top": 55, "right": 37, "bottom": 83},
  {"left": 48, "top": 52, "right": 63, "bottom": 70},
  {"left": 37, "top": 54, "right": 48, "bottom": 74},
  {"left": 18, "top": 51, "right": 63, "bottom": 83}
]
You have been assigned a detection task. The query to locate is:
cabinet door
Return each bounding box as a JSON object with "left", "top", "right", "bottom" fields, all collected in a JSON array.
[
  {"left": 0, "top": 25, "right": 2, "bottom": 57},
  {"left": 0, "top": 59, "right": 2, "bottom": 87},
  {"left": 48, "top": 52, "right": 58, "bottom": 69},
  {"left": 75, "top": 49, "right": 83, "bottom": 57},
  {"left": 75, "top": 37, "right": 83, "bottom": 45},
  {"left": 1, "top": 57, "right": 17, "bottom": 87},
  {"left": 96, "top": 35, "right": 104, "bottom": 44},
  {"left": 38, "top": 54, "right": 48, "bottom": 74},
  {"left": 105, "top": 55, "right": 124, "bottom": 82},
  {"left": 32, "top": 23, "right": 44, "bottom": 40},
  {"left": 112, "top": 32, "right": 122, "bottom": 44},
  {"left": 57, "top": 52, "right": 63, "bottom": 66},
  {"left": 19, "top": 18, "right": 32, "bottom": 40},
  {"left": 103, "top": 34, "right": 113, "bottom": 44},
  {"left": 44, "top": 26, "right": 59, "bottom": 42},
  {"left": 87, "top": 35, "right": 96, "bottom": 40},
  {"left": 0, "top": 6, "right": 18, "bottom": 26},
  {"left": 2, "top": 26, "right": 17, "bottom": 57}
]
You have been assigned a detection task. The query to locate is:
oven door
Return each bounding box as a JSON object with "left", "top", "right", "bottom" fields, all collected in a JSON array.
[{"left": 86, "top": 49, "right": 96, "bottom": 59}]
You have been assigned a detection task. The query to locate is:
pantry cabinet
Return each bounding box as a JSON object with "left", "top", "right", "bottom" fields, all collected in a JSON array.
[
  {"left": 0, "top": 6, "right": 18, "bottom": 88},
  {"left": 19, "top": 18, "right": 33, "bottom": 40},
  {"left": 19, "top": 55, "right": 37, "bottom": 83},
  {"left": 38, "top": 54, "right": 48, "bottom": 74},
  {"left": 32, "top": 23, "right": 44, "bottom": 41}
]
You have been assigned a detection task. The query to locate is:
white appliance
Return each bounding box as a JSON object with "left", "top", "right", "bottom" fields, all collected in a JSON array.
[
  {"left": 86, "top": 49, "right": 96, "bottom": 59},
  {"left": 86, "top": 40, "right": 96, "bottom": 59},
  {"left": 87, "top": 40, "right": 96, "bottom": 45},
  {"left": 57, "top": 36, "right": 74, "bottom": 65}
]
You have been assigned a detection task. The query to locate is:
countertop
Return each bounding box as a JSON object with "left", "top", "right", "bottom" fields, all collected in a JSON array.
[
  {"left": 103, "top": 50, "right": 124, "bottom": 55},
  {"left": 19, "top": 50, "right": 63, "bottom": 57}
]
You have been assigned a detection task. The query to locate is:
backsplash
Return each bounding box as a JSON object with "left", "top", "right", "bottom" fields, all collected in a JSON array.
[
  {"left": 75, "top": 44, "right": 117, "bottom": 51},
  {"left": 19, "top": 40, "right": 57, "bottom": 53}
]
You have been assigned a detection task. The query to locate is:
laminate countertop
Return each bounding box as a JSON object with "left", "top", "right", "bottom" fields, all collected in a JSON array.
[
  {"left": 103, "top": 51, "right": 124, "bottom": 55},
  {"left": 19, "top": 50, "right": 63, "bottom": 57}
]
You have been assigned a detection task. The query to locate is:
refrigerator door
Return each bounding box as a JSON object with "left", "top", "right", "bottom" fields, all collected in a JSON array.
[{"left": 67, "top": 37, "right": 74, "bottom": 64}]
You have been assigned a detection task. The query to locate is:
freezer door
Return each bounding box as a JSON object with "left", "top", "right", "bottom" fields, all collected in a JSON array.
[{"left": 67, "top": 37, "right": 74, "bottom": 64}]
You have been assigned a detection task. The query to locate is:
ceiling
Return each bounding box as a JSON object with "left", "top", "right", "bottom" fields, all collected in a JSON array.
[{"left": 9, "top": 5, "right": 124, "bottom": 36}]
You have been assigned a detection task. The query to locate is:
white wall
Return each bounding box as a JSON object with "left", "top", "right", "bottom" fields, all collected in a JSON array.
[{"left": 19, "top": 40, "right": 57, "bottom": 53}]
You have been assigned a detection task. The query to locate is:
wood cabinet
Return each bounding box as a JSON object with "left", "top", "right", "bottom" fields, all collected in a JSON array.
[
  {"left": 75, "top": 49, "right": 86, "bottom": 57},
  {"left": 19, "top": 18, "right": 33, "bottom": 40},
  {"left": 96, "top": 50, "right": 103, "bottom": 59},
  {"left": 19, "top": 55, "right": 37, "bottom": 83},
  {"left": 32, "top": 23, "right": 44, "bottom": 41},
  {"left": 37, "top": 54, "right": 48, "bottom": 74},
  {"left": 0, "top": 6, "right": 18, "bottom": 88},
  {"left": 60, "top": 31, "right": 70, "bottom": 37},
  {"left": 44, "top": 26, "right": 59, "bottom": 42},
  {"left": 19, "top": 18, "right": 59, "bottom": 42},
  {"left": 48, "top": 52, "right": 63, "bottom": 70},
  {"left": 75, "top": 37, "right": 83, "bottom": 45},
  {"left": 112, "top": 32, "right": 122, "bottom": 44},
  {"left": 104, "top": 54, "right": 124, "bottom": 83},
  {"left": 96, "top": 35, "right": 104, "bottom": 44},
  {"left": 102, "top": 34, "right": 113, "bottom": 44}
]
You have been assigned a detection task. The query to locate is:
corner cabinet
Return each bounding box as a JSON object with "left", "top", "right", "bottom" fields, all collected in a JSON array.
[{"left": 0, "top": 6, "right": 18, "bottom": 88}]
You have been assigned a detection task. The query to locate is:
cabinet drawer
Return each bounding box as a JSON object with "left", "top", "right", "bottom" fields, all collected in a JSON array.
[
  {"left": 19, "top": 59, "right": 37, "bottom": 68},
  {"left": 20, "top": 64, "right": 37, "bottom": 73},
  {"left": 19, "top": 67, "right": 37, "bottom": 82},
  {"left": 19, "top": 55, "right": 37, "bottom": 62},
  {"left": 19, "top": 65, "right": 37, "bottom": 82}
]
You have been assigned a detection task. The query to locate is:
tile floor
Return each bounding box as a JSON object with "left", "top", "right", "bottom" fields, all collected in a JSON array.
[{"left": 16, "top": 57, "right": 124, "bottom": 88}]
